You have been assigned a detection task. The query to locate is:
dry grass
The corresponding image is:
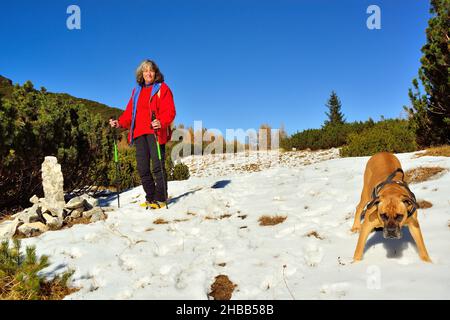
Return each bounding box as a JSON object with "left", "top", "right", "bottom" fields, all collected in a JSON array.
[
  {"left": 63, "top": 216, "right": 92, "bottom": 229},
  {"left": 404, "top": 167, "right": 446, "bottom": 184},
  {"left": 417, "top": 200, "right": 433, "bottom": 209},
  {"left": 305, "top": 231, "right": 324, "bottom": 240},
  {"left": 258, "top": 215, "right": 287, "bottom": 226},
  {"left": 240, "top": 163, "right": 262, "bottom": 172},
  {"left": 173, "top": 218, "right": 190, "bottom": 223},
  {"left": 0, "top": 275, "right": 79, "bottom": 300},
  {"left": 38, "top": 281, "right": 79, "bottom": 300},
  {"left": 0, "top": 241, "right": 79, "bottom": 300},
  {"left": 416, "top": 145, "right": 450, "bottom": 158},
  {"left": 220, "top": 214, "right": 232, "bottom": 219},
  {"left": 153, "top": 218, "right": 169, "bottom": 225},
  {"left": 208, "top": 275, "right": 237, "bottom": 300}
]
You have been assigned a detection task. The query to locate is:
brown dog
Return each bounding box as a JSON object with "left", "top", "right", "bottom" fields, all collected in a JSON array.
[{"left": 351, "top": 152, "right": 431, "bottom": 262}]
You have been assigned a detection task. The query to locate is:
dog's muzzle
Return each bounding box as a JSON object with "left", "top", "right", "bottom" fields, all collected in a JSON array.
[{"left": 383, "top": 226, "right": 402, "bottom": 239}]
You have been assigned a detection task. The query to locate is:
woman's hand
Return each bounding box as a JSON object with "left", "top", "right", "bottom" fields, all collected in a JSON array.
[
  {"left": 151, "top": 119, "right": 161, "bottom": 130},
  {"left": 109, "top": 119, "right": 120, "bottom": 128}
]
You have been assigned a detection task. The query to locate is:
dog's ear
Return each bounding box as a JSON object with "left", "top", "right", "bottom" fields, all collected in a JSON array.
[
  {"left": 402, "top": 198, "right": 414, "bottom": 206},
  {"left": 367, "top": 197, "right": 380, "bottom": 209}
]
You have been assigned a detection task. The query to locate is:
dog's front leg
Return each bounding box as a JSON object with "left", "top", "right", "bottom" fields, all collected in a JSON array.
[
  {"left": 407, "top": 217, "right": 432, "bottom": 263},
  {"left": 353, "top": 218, "right": 377, "bottom": 262}
]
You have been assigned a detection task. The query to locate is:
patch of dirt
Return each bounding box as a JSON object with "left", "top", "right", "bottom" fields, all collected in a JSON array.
[
  {"left": 173, "top": 218, "right": 190, "bottom": 223},
  {"left": 258, "top": 215, "right": 287, "bottom": 226},
  {"left": 0, "top": 214, "right": 14, "bottom": 224},
  {"left": 239, "top": 226, "right": 248, "bottom": 229},
  {"left": 404, "top": 167, "right": 446, "bottom": 184},
  {"left": 305, "top": 231, "right": 324, "bottom": 240},
  {"left": 240, "top": 163, "right": 262, "bottom": 172},
  {"left": 337, "top": 256, "right": 346, "bottom": 266},
  {"left": 208, "top": 275, "right": 237, "bottom": 300},
  {"left": 220, "top": 214, "right": 232, "bottom": 219},
  {"left": 238, "top": 215, "right": 247, "bottom": 220},
  {"left": 217, "top": 263, "right": 226, "bottom": 267},
  {"left": 415, "top": 145, "right": 450, "bottom": 158},
  {"left": 417, "top": 200, "right": 433, "bottom": 209},
  {"left": 153, "top": 218, "right": 169, "bottom": 225},
  {"left": 63, "top": 216, "right": 92, "bottom": 229},
  {"left": 144, "top": 227, "right": 154, "bottom": 232}
]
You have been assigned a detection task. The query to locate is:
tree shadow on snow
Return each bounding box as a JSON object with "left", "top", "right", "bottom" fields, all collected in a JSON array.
[
  {"left": 365, "top": 227, "right": 417, "bottom": 259},
  {"left": 211, "top": 180, "right": 231, "bottom": 189},
  {"left": 168, "top": 187, "right": 203, "bottom": 205}
]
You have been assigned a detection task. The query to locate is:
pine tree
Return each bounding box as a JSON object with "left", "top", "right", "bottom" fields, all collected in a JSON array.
[
  {"left": 324, "top": 91, "right": 346, "bottom": 127},
  {"left": 405, "top": 0, "right": 450, "bottom": 146}
]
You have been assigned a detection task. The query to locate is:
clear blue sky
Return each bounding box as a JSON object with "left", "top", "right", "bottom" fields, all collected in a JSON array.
[{"left": 0, "top": 0, "right": 430, "bottom": 135}]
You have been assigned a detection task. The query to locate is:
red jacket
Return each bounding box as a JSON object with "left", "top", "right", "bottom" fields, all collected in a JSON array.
[{"left": 118, "top": 82, "right": 176, "bottom": 145}]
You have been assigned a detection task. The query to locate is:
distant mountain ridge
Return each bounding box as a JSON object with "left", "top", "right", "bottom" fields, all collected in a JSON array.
[{"left": 0, "top": 75, "right": 122, "bottom": 120}]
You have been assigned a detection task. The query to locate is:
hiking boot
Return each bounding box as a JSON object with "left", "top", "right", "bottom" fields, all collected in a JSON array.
[{"left": 148, "top": 200, "right": 166, "bottom": 210}]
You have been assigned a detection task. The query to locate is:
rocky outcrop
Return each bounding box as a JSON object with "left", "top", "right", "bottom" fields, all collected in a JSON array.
[{"left": 0, "top": 157, "right": 108, "bottom": 240}]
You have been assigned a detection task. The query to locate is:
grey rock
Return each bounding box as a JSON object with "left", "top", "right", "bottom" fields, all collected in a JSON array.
[
  {"left": 0, "top": 220, "right": 21, "bottom": 240},
  {"left": 65, "top": 197, "right": 87, "bottom": 210},
  {"left": 83, "top": 207, "right": 103, "bottom": 219},
  {"left": 41, "top": 156, "right": 65, "bottom": 209},
  {"left": 43, "top": 213, "right": 63, "bottom": 229},
  {"left": 17, "top": 222, "right": 49, "bottom": 237},
  {"left": 15, "top": 204, "right": 42, "bottom": 224},
  {"left": 70, "top": 209, "right": 83, "bottom": 219},
  {"left": 29, "top": 195, "right": 40, "bottom": 204},
  {"left": 46, "top": 207, "right": 65, "bottom": 219},
  {"left": 80, "top": 194, "right": 98, "bottom": 209},
  {"left": 90, "top": 211, "right": 107, "bottom": 223}
]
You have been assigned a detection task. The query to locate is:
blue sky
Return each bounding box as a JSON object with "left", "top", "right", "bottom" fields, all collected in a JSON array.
[{"left": 0, "top": 0, "right": 430, "bottom": 135}]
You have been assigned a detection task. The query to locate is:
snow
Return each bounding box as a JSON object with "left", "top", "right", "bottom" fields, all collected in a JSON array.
[{"left": 18, "top": 149, "right": 450, "bottom": 299}]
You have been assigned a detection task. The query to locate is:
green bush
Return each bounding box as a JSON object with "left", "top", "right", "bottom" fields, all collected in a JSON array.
[
  {"left": 173, "top": 163, "right": 190, "bottom": 181},
  {"left": 340, "top": 119, "right": 418, "bottom": 157},
  {"left": 282, "top": 120, "right": 375, "bottom": 151},
  {"left": 0, "top": 239, "right": 75, "bottom": 300},
  {"left": 108, "top": 142, "right": 190, "bottom": 188},
  {"left": 0, "top": 81, "right": 115, "bottom": 210}
]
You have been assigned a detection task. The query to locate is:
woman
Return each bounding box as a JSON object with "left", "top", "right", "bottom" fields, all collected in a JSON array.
[{"left": 109, "top": 59, "right": 176, "bottom": 209}]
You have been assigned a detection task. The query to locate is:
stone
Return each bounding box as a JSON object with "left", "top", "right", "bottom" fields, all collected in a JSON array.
[
  {"left": 17, "top": 222, "right": 49, "bottom": 237},
  {"left": 90, "top": 211, "right": 107, "bottom": 223},
  {"left": 80, "top": 194, "right": 99, "bottom": 209},
  {"left": 14, "top": 204, "right": 41, "bottom": 224},
  {"left": 41, "top": 156, "right": 65, "bottom": 209},
  {"left": 83, "top": 207, "right": 103, "bottom": 219},
  {"left": 0, "top": 220, "right": 21, "bottom": 240},
  {"left": 63, "top": 216, "right": 73, "bottom": 224},
  {"left": 65, "top": 197, "right": 87, "bottom": 210},
  {"left": 43, "top": 213, "right": 63, "bottom": 229},
  {"left": 45, "top": 207, "right": 65, "bottom": 219},
  {"left": 29, "top": 195, "right": 40, "bottom": 204},
  {"left": 70, "top": 209, "right": 83, "bottom": 219}
]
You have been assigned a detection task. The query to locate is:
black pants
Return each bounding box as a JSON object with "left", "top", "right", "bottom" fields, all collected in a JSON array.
[{"left": 135, "top": 134, "right": 167, "bottom": 202}]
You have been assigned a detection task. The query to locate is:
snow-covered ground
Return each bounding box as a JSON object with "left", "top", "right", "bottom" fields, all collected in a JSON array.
[{"left": 20, "top": 149, "right": 450, "bottom": 299}]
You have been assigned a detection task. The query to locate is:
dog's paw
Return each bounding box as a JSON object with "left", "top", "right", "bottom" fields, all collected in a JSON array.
[{"left": 350, "top": 225, "right": 361, "bottom": 233}]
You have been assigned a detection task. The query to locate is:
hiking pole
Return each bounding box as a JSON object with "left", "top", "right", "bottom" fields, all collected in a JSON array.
[
  {"left": 112, "top": 120, "right": 121, "bottom": 208},
  {"left": 152, "top": 111, "right": 168, "bottom": 209}
]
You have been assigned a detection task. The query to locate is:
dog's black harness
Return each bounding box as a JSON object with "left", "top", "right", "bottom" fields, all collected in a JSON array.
[{"left": 360, "top": 168, "right": 418, "bottom": 222}]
